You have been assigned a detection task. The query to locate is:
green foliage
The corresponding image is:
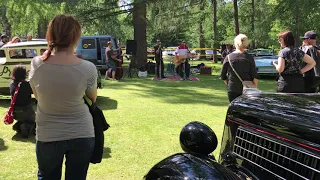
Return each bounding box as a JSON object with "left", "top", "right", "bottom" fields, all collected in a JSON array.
[{"left": 1, "top": 0, "right": 320, "bottom": 47}]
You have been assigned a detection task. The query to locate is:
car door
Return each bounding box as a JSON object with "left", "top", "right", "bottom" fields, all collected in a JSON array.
[
  {"left": 77, "top": 38, "right": 98, "bottom": 65},
  {"left": 98, "top": 37, "right": 111, "bottom": 67}
]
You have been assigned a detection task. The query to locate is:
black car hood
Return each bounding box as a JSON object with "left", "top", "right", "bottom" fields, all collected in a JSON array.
[{"left": 228, "top": 93, "right": 320, "bottom": 147}]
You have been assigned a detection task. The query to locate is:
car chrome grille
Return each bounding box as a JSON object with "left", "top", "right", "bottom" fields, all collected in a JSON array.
[{"left": 233, "top": 127, "right": 320, "bottom": 180}]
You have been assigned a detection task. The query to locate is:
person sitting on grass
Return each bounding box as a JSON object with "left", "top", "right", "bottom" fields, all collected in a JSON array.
[{"left": 10, "top": 65, "right": 35, "bottom": 138}]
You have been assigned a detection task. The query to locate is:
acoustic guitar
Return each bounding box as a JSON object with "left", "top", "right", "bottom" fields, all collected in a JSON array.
[{"left": 174, "top": 55, "right": 186, "bottom": 67}]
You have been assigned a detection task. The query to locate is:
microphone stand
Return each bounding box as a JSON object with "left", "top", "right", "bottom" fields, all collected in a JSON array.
[{"left": 157, "top": 45, "right": 162, "bottom": 80}]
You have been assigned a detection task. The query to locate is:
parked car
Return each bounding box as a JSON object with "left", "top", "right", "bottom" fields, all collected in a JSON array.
[
  {"left": 205, "top": 49, "right": 222, "bottom": 61},
  {"left": 0, "top": 41, "right": 102, "bottom": 92},
  {"left": 145, "top": 92, "right": 320, "bottom": 180},
  {"left": 255, "top": 55, "right": 278, "bottom": 76},
  {"left": 75, "top": 35, "right": 118, "bottom": 70},
  {"left": 248, "top": 48, "right": 275, "bottom": 57},
  {"left": 162, "top": 47, "right": 176, "bottom": 57},
  {"left": 147, "top": 48, "right": 155, "bottom": 60}
]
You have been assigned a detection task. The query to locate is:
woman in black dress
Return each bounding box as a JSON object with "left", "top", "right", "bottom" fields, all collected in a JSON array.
[
  {"left": 221, "top": 34, "right": 258, "bottom": 102},
  {"left": 273, "top": 30, "right": 315, "bottom": 93}
]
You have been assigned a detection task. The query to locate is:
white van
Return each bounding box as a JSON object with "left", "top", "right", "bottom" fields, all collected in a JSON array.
[
  {"left": 0, "top": 41, "right": 47, "bottom": 92},
  {"left": 0, "top": 41, "right": 101, "bottom": 93}
]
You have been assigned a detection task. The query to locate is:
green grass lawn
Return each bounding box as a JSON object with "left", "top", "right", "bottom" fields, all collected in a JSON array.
[{"left": 0, "top": 61, "right": 277, "bottom": 180}]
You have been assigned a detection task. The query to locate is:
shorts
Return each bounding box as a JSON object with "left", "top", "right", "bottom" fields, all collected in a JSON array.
[{"left": 107, "top": 60, "right": 116, "bottom": 71}]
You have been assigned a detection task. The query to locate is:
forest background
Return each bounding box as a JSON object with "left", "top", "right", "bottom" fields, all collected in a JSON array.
[{"left": 1, "top": 0, "right": 320, "bottom": 65}]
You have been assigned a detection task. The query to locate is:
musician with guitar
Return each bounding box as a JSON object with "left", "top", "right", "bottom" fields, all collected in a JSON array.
[
  {"left": 105, "top": 41, "right": 122, "bottom": 80},
  {"left": 174, "top": 40, "right": 191, "bottom": 80},
  {"left": 154, "top": 39, "right": 166, "bottom": 79}
]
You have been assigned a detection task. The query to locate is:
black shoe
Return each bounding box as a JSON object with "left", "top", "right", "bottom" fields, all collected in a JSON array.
[
  {"left": 13, "top": 121, "right": 22, "bottom": 133},
  {"left": 20, "top": 123, "right": 29, "bottom": 138}
]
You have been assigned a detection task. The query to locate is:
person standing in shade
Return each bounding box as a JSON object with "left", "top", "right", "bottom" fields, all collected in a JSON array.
[
  {"left": 299, "top": 31, "right": 320, "bottom": 93},
  {"left": 154, "top": 39, "right": 166, "bottom": 79},
  {"left": 273, "top": 30, "right": 315, "bottom": 93},
  {"left": 0, "top": 34, "right": 9, "bottom": 57},
  {"left": 26, "top": 35, "right": 32, "bottom": 41},
  {"left": 221, "top": 44, "right": 233, "bottom": 64}
]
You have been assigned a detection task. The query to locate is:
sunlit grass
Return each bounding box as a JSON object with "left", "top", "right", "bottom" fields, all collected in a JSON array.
[{"left": 0, "top": 60, "right": 277, "bottom": 180}]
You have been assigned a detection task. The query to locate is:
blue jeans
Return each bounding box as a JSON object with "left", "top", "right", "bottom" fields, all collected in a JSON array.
[{"left": 36, "top": 137, "right": 95, "bottom": 180}]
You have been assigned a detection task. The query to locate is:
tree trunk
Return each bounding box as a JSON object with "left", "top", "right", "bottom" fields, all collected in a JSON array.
[
  {"left": 37, "top": 18, "right": 48, "bottom": 38},
  {"left": 233, "top": 0, "right": 240, "bottom": 36},
  {"left": 133, "top": 1, "right": 147, "bottom": 68},
  {"left": 199, "top": 0, "right": 205, "bottom": 58},
  {"left": 212, "top": 0, "right": 218, "bottom": 63},
  {"left": 251, "top": 0, "right": 255, "bottom": 49},
  {"left": 1, "top": 5, "right": 11, "bottom": 37},
  {"left": 294, "top": 0, "right": 300, "bottom": 47}
]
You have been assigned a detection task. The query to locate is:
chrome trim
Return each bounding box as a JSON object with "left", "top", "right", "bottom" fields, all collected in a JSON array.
[{"left": 234, "top": 127, "right": 320, "bottom": 180}]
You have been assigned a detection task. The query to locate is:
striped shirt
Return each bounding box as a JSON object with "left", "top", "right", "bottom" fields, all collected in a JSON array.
[{"left": 29, "top": 56, "right": 97, "bottom": 142}]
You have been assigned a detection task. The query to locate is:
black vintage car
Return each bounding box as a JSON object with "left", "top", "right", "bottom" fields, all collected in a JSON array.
[{"left": 145, "top": 92, "right": 320, "bottom": 180}]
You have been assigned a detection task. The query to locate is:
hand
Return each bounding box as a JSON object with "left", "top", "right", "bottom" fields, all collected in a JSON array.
[{"left": 272, "top": 61, "right": 278, "bottom": 66}]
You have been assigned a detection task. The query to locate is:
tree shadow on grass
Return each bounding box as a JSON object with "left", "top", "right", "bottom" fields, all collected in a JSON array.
[
  {"left": 102, "top": 75, "right": 230, "bottom": 106},
  {"left": 0, "top": 138, "right": 8, "bottom": 151},
  {"left": 103, "top": 147, "right": 111, "bottom": 159},
  {"left": 0, "top": 97, "right": 10, "bottom": 108},
  {"left": 96, "top": 96, "right": 118, "bottom": 111},
  {"left": 12, "top": 133, "right": 36, "bottom": 144}
]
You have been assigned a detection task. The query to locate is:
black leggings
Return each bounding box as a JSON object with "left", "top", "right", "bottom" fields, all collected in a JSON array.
[{"left": 228, "top": 92, "right": 242, "bottom": 103}]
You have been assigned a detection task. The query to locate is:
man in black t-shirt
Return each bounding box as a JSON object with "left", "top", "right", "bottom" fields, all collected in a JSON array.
[
  {"left": 154, "top": 39, "right": 165, "bottom": 79},
  {"left": 300, "top": 31, "right": 320, "bottom": 93}
]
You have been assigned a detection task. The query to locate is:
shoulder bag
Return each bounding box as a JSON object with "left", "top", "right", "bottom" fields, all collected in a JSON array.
[
  {"left": 227, "top": 55, "right": 256, "bottom": 91},
  {"left": 4, "top": 82, "right": 22, "bottom": 125}
]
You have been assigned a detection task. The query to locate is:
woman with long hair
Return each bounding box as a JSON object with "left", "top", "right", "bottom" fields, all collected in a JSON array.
[
  {"left": 273, "top": 30, "right": 315, "bottom": 93},
  {"left": 29, "top": 14, "right": 97, "bottom": 179}
]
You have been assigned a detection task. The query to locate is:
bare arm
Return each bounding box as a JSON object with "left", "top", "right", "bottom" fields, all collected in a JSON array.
[
  {"left": 273, "top": 57, "right": 285, "bottom": 73},
  {"left": 253, "top": 78, "right": 258, "bottom": 88},
  {"left": 31, "top": 86, "right": 38, "bottom": 100},
  {"left": 223, "top": 80, "right": 228, "bottom": 85},
  {"left": 85, "top": 89, "right": 97, "bottom": 103},
  {"left": 301, "top": 54, "right": 316, "bottom": 74}
]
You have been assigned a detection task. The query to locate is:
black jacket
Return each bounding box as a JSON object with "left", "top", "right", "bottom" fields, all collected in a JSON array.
[
  {"left": 84, "top": 96, "right": 110, "bottom": 164},
  {"left": 300, "top": 45, "right": 320, "bottom": 77}
]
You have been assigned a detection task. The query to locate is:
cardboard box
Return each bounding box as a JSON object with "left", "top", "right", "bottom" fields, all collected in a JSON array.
[{"left": 200, "top": 66, "right": 212, "bottom": 75}]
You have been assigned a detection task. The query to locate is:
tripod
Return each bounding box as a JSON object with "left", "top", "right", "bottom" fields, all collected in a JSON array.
[{"left": 123, "top": 55, "right": 139, "bottom": 78}]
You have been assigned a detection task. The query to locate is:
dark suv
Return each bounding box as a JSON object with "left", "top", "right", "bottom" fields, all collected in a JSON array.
[{"left": 145, "top": 92, "right": 320, "bottom": 180}]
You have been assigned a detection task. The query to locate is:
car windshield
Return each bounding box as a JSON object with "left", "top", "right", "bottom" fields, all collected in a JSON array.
[{"left": 255, "top": 49, "right": 274, "bottom": 56}]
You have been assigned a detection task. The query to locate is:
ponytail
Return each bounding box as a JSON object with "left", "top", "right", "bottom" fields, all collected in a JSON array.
[{"left": 41, "top": 42, "right": 55, "bottom": 61}]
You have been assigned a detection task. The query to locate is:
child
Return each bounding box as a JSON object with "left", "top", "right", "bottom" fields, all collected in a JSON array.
[{"left": 10, "top": 65, "right": 35, "bottom": 138}]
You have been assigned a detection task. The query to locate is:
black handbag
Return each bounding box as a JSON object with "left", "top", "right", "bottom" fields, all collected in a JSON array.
[{"left": 84, "top": 96, "right": 110, "bottom": 164}]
